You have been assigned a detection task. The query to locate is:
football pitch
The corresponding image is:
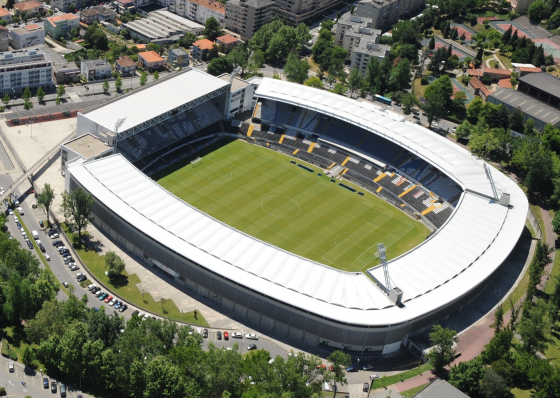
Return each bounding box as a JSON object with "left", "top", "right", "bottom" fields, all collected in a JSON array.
[{"left": 156, "top": 140, "right": 429, "bottom": 272}]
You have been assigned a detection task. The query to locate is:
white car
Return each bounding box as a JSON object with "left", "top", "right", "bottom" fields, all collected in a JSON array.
[
  {"left": 109, "top": 299, "right": 117, "bottom": 306},
  {"left": 87, "top": 284, "right": 96, "bottom": 291},
  {"left": 8, "top": 209, "right": 13, "bottom": 215},
  {"left": 13, "top": 216, "right": 17, "bottom": 222},
  {"left": 75, "top": 273, "right": 84, "bottom": 279},
  {"left": 245, "top": 333, "right": 258, "bottom": 340},
  {"left": 231, "top": 332, "right": 243, "bottom": 338},
  {"left": 36, "top": 239, "right": 41, "bottom": 246},
  {"left": 44, "top": 254, "right": 50, "bottom": 261},
  {"left": 15, "top": 200, "right": 19, "bottom": 206},
  {"left": 17, "top": 207, "right": 24, "bottom": 215},
  {"left": 8, "top": 362, "right": 14, "bottom": 372},
  {"left": 20, "top": 227, "right": 25, "bottom": 234},
  {"left": 138, "top": 312, "right": 145, "bottom": 318}
]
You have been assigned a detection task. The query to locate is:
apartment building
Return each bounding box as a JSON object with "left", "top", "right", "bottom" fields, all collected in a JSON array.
[
  {"left": 356, "top": 0, "right": 426, "bottom": 30},
  {"left": 44, "top": 13, "right": 80, "bottom": 40},
  {"left": 219, "top": 73, "right": 255, "bottom": 118},
  {"left": 50, "top": 0, "right": 89, "bottom": 12},
  {"left": 158, "top": 0, "right": 226, "bottom": 26},
  {"left": 0, "top": 8, "right": 11, "bottom": 23},
  {"left": 9, "top": 23, "right": 45, "bottom": 50},
  {"left": 273, "top": 0, "right": 343, "bottom": 26},
  {"left": 225, "top": 0, "right": 275, "bottom": 41},
  {"left": 350, "top": 40, "right": 390, "bottom": 74},
  {"left": 335, "top": 14, "right": 381, "bottom": 60},
  {"left": 0, "top": 26, "right": 8, "bottom": 52},
  {"left": 80, "top": 6, "right": 117, "bottom": 24},
  {"left": 0, "top": 48, "right": 54, "bottom": 96}
]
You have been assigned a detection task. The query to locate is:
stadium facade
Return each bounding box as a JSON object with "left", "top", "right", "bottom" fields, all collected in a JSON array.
[{"left": 65, "top": 75, "right": 528, "bottom": 355}]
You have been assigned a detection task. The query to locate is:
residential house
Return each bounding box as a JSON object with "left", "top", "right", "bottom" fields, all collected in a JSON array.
[
  {"left": 81, "top": 58, "right": 112, "bottom": 80},
  {"left": 516, "top": 65, "right": 542, "bottom": 76},
  {"left": 9, "top": 23, "right": 45, "bottom": 49},
  {"left": 50, "top": 0, "right": 87, "bottom": 12},
  {"left": 44, "top": 13, "right": 80, "bottom": 40},
  {"left": 114, "top": 0, "right": 134, "bottom": 14},
  {"left": 0, "top": 8, "right": 11, "bottom": 23},
  {"left": 468, "top": 67, "right": 511, "bottom": 83},
  {"left": 0, "top": 26, "right": 8, "bottom": 52},
  {"left": 468, "top": 77, "right": 491, "bottom": 101},
  {"left": 115, "top": 55, "right": 136, "bottom": 75},
  {"left": 216, "top": 34, "right": 239, "bottom": 51},
  {"left": 80, "top": 6, "right": 117, "bottom": 25},
  {"left": 0, "top": 48, "right": 54, "bottom": 96},
  {"left": 138, "top": 51, "right": 165, "bottom": 71},
  {"left": 41, "top": 45, "right": 80, "bottom": 84},
  {"left": 192, "top": 38, "right": 215, "bottom": 61},
  {"left": 225, "top": 0, "right": 274, "bottom": 41},
  {"left": 168, "top": 48, "right": 189, "bottom": 67},
  {"left": 12, "top": 0, "right": 43, "bottom": 18}
]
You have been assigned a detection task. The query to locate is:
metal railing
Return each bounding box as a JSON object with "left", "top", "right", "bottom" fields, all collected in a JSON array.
[{"left": 527, "top": 207, "right": 544, "bottom": 240}]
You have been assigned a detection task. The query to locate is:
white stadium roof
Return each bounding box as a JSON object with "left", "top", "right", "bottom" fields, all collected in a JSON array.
[
  {"left": 68, "top": 78, "right": 528, "bottom": 326},
  {"left": 81, "top": 69, "right": 229, "bottom": 134}
]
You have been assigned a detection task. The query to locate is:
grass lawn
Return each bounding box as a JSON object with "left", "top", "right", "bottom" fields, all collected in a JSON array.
[
  {"left": 401, "top": 383, "right": 429, "bottom": 398},
  {"left": 371, "top": 364, "right": 433, "bottom": 390},
  {"left": 512, "top": 388, "right": 533, "bottom": 398},
  {"left": 497, "top": 54, "right": 513, "bottom": 69},
  {"left": 156, "top": 140, "right": 428, "bottom": 272},
  {"left": 529, "top": 204, "right": 546, "bottom": 242},
  {"left": 413, "top": 78, "right": 428, "bottom": 102},
  {"left": 62, "top": 225, "right": 209, "bottom": 327},
  {"left": 2, "top": 327, "right": 44, "bottom": 369}
]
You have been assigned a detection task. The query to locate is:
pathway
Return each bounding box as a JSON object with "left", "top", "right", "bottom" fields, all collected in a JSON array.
[{"left": 540, "top": 208, "right": 556, "bottom": 288}]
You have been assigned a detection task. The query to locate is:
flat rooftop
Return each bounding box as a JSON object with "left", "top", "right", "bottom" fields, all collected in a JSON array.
[
  {"left": 64, "top": 134, "right": 110, "bottom": 158},
  {"left": 81, "top": 68, "right": 229, "bottom": 134},
  {"left": 519, "top": 72, "right": 560, "bottom": 98},
  {"left": 219, "top": 74, "right": 250, "bottom": 91},
  {"left": 489, "top": 88, "right": 560, "bottom": 126}
]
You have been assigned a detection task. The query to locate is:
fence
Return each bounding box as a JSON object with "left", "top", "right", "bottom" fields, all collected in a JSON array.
[
  {"left": 0, "top": 123, "right": 25, "bottom": 172},
  {"left": 527, "top": 207, "right": 544, "bottom": 240}
]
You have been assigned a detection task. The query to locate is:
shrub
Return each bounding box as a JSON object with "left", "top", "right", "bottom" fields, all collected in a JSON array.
[
  {"left": 421, "top": 76, "right": 429, "bottom": 85},
  {"left": 0, "top": 387, "right": 6, "bottom": 396},
  {"left": 547, "top": 66, "right": 556, "bottom": 72},
  {"left": 1, "top": 340, "right": 18, "bottom": 361}
]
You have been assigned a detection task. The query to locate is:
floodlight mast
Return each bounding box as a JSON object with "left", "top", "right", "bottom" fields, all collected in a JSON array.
[
  {"left": 377, "top": 243, "right": 391, "bottom": 294},
  {"left": 113, "top": 117, "right": 127, "bottom": 155}
]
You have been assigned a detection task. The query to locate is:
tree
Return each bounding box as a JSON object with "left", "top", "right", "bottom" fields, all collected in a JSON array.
[
  {"left": 57, "top": 84, "right": 66, "bottom": 98},
  {"left": 115, "top": 75, "right": 122, "bottom": 92},
  {"left": 22, "top": 345, "right": 34, "bottom": 366},
  {"left": 347, "top": 68, "right": 363, "bottom": 97},
  {"left": 228, "top": 43, "right": 250, "bottom": 76},
  {"left": 37, "top": 87, "right": 45, "bottom": 103},
  {"left": 328, "top": 351, "right": 351, "bottom": 396},
  {"left": 467, "top": 96, "right": 484, "bottom": 120},
  {"left": 103, "top": 79, "right": 109, "bottom": 94},
  {"left": 37, "top": 184, "right": 55, "bottom": 226},
  {"left": 448, "top": 357, "right": 483, "bottom": 397},
  {"left": 509, "top": 107, "right": 525, "bottom": 132},
  {"left": 204, "top": 17, "right": 221, "bottom": 41},
  {"left": 428, "top": 36, "right": 435, "bottom": 51},
  {"left": 455, "top": 120, "right": 473, "bottom": 140},
  {"left": 389, "top": 58, "right": 411, "bottom": 91},
  {"left": 524, "top": 118, "right": 535, "bottom": 135},
  {"left": 426, "top": 325, "right": 458, "bottom": 372},
  {"left": 140, "top": 72, "right": 147, "bottom": 86},
  {"left": 60, "top": 187, "right": 94, "bottom": 238},
  {"left": 476, "top": 47, "right": 483, "bottom": 62},
  {"left": 207, "top": 57, "right": 233, "bottom": 76},
  {"left": 512, "top": 48, "right": 531, "bottom": 63},
  {"left": 519, "top": 298, "right": 553, "bottom": 354},
  {"left": 452, "top": 91, "right": 467, "bottom": 108},
  {"left": 284, "top": 51, "right": 309, "bottom": 84},
  {"left": 105, "top": 251, "right": 125, "bottom": 276},
  {"left": 548, "top": 8, "right": 560, "bottom": 29},
  {"left": 2, "top": 94, "right": 10, "bottom": 107},
  {"left": 181, "top": 33, "right": 197, "bottom": 48},
  {"left": 303, "top": 76, "right": 323, "bottom": 88},
  {"left": 153, "top": 71, "right": 159, "bottom": 81},
  {"left": 469, "top": 127, "right": 500, "bottom": 159},
  {"left": 550, "top": 276, "right": 560, "bottom": 323},
  {"left": 331, "top": 83, "right": 346, "bottom": 95},
  {"left": 23, "top": 86, "right": 31, "bottom": 102},
  {"left": 423, "top": 75, "right": 453, "bottom": 126},
  {"left": 480, "top": 368, "right": 511, "bottom": 398},
  {"left": 402, "top": 93, "right": 419, "bottom": 115},
  {"left": 480, "top": 328, "right": 514, "bottom": 365}
]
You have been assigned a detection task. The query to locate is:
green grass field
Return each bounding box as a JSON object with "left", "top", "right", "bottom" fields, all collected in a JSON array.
[{"left": 156, "top": 140, "right": 428, "bottom": 272}]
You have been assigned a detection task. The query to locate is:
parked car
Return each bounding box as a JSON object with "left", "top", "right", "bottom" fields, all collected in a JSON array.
[
  {"left": 104, "top": 296, "right": 113, "bottom": 303},
  {"left": 346, "top": 366, "right": 358, "bottom": 372},
  {"left": 216, "top": 331, "right": 222, "bottom": 340},
  {"left": 8, "top": 362, "right": 14, "bottom": 372},
  {"left": 109, "top": 298, "right": 117, "bottom": 306},
  {"left": 49, "top": 232, "right": 59, "bottom": 238},
  {"left": 60, "top": 384, "right": 67, "bottom": 397},
  {"left": 64, "top": 257, "right": 74, "bottom": 264},
  {"left": 52, "top": 240, "right": 62, "bottom": 246},
  {"left": 62, "top": 281, "right": 69, "bottom": 288},
  {"left": 114, "top": 302, "right": 121, "bottom": 309},
  {"left": 203, "top": 329, "right": 208, "bottom": 338},
  {"left": 27, "top": 240, "right": 33, "bottom": 249},
  {"left": 231, "top": 332, "right": 242, "bottom": 338},
  {"left": 39, "top": 220, "right": 44, "bottom": 228},
  {"left": 44, "top": 254, "right": 50, "bottom": 261},
  {"left": 362, "top": 364, "right": 374, "bottom": 371},
  {"left": 247, "top": 344, "right": 257, "bottom": 350},
  {"left": 99, "top": 293, "right": 108, "bottom": 301},
  {"left": 245, "top": 334, "right": 258, "bottom": 340},
  {"left": 43, "top": 378, "right": 49, "bottom": 388},
  {"left": 131, "top": 310, "right": 139, "bottom": 317},
  {"left": 17, "top": 207, "right": 23, "bottom": 215},
  {"left": 51, "top": 381, "right": 57, "bottom": 393},
  {"left": 96, "top": 291, "right": 105, "bottom": 297},
  {"left": 363, "top": 382, "right": 369, "bottom": 392},
  {"left": 77, "top": 275, "right": 87, "bottom": 282},
  {"left": 224, "top": 331, "right": 229, "bottom": 340},
  {"left": 119, "top": 304, "right": 128, "bottom": 312},
  {"left": 38, "top": 244, "right": 45, "bottom": 253},
  {"left": 370, "top": 374, "right": 380, "bottom": 380},
  {"left": 70, "top": 265, "right": 79, "bottom": 271}
]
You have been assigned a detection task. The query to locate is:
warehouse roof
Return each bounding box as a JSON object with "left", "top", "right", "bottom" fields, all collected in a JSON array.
[
  {"left": 489, "top": 88, "right": 560, "bottom": 126},
  {"left": 69, "top": 78, "right": 527, "bottom": 326},
  {"left": 519, "top": 72, "right": 560, "bottom": 98}
]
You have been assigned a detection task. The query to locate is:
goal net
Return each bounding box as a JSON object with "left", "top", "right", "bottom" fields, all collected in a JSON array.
[{"left": 191, "top": 157, "right": 202, "bottom": 168}]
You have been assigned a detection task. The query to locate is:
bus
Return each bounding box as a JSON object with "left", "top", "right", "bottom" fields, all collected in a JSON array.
[{"left": 374, "top": 94, "right": 392, "bottom": 106}]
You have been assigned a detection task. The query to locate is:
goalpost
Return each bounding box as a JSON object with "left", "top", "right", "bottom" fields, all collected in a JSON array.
[{"left": 191, "top": 157, "right": 202, "bottom": 168}]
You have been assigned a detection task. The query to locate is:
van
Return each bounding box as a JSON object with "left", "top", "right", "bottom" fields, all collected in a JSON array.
[{"left": 32, "top": 230, "right": 39, "bottom": 240}]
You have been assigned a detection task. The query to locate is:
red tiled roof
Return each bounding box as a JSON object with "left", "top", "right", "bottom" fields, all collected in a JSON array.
[
  {"left": 23, "top": 23, "right": 40, "bottom": 31},
  {"left": 46, "top": 13, "right": 79, "bottom": 27},
  {"left": 193, "top": 39, "right": 215, "bottom": 51},
  {"left": 498, "top": 79, "right": 512, "bottom": 88},
  {"left": 217, "top": 34, "right": 239, "bottom": 44},
  {"left": 189, "top": 0, "right": 225, "bottom": 13},
  {"left": 518, "top": 66, "right": 542, "bottom": 73},
  {"left": 138, "top": 51, "right": 164, "bottom": 63},
  {"left": 0, "top": 8, "right": 10, "bottom": 16},
  {"left": 13, "top": 1, "right": 42, "bottom": 11},
  {"left": 116, "top": 55, "right": 135, "bottom": 67},
  {"left": 482, "top": 67, "right": 511, "bottom": 76},
  {"left": 467, "top": 68, "right": 483, "bottom": 77},
  {"left": 469, "top": 77, "right": 492, "bottom": 96}
]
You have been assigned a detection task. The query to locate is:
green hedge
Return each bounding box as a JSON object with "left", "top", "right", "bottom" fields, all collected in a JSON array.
[
  {"left": 1, "top": 339, "right": 18, "bottom": 361},
  {"left": 0, "top": 386, "right": 6, "bottom": 396}
]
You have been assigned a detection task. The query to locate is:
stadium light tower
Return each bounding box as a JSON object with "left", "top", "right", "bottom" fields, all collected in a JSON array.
[
  {"left": 113, "top": 117, "right": 127, "bottom": 155},
  {"left": 377, "top": 243, "right": 391, "bottom": 294}
]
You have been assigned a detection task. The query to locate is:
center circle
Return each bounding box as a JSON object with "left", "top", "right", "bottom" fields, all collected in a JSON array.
[{"left": 261, "top": 196, "right": 301, "bottom": 218}]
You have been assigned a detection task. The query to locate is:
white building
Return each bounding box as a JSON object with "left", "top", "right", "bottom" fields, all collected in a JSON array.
[
  {"left": 350, "top": 41, "right": 391, "bottom": 75},
  {"left": 159, "top": 0, "right": 226, "bottom": 26},
  {"left": 9, "top": 23, "right": 45, "bottom": 50},
  {"left": 80, "top": 59, "right": 112, "bottom": 81},
  {"left": 219, "top": 73, "right": 255, "bottom": 118},
  {"left": 0, "top": 48, "right": 54, "bottom": 96}
]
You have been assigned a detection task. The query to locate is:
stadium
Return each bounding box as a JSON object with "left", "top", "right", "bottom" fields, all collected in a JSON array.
[{"left": 64, "top": 68, "right": 528, "bottom": 355}]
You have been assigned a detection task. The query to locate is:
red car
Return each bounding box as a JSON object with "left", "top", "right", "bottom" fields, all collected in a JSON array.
[
  {"left": 224, "top": 331, "right": 229, "bottom": 340},
  {"left": 104, "top": 296, "right": 113, "bottom": 303}
]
